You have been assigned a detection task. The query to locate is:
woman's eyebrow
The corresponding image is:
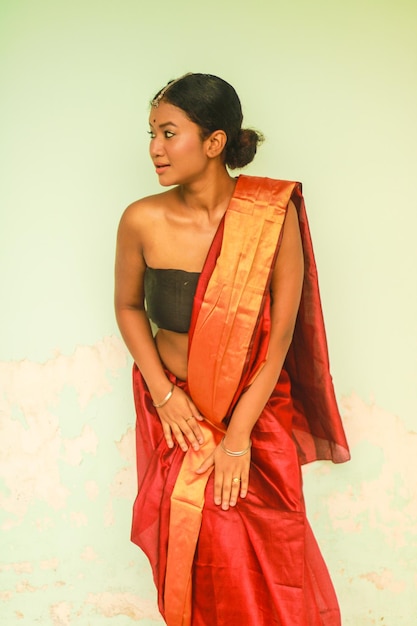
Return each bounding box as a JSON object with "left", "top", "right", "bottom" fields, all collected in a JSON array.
[{"left": 149, "top": 120, "right": 178, "bottom": 129}]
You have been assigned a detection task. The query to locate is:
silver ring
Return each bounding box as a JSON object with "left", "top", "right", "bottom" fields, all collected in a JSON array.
[{"left": 232, "top": 477, "right": 241, "bottom": 484}]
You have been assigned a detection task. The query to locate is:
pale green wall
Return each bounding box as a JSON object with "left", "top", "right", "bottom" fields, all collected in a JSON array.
[{"left": 1, "top": 1, "right": 416, "bottom": 624}]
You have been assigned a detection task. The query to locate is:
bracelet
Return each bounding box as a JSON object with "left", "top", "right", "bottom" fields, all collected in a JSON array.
[
  {"left": 220, "top": 436, "right": 252, "bottom": 457},
  {"left": 152, "top": 383, "right": 175, "bottom": 408}
]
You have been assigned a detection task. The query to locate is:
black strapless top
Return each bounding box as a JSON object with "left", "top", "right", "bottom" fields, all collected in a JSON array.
[{"left": 144, "top": 267, "right": 201, "bottom": 334}]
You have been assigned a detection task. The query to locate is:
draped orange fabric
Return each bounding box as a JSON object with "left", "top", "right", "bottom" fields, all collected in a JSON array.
[
  {"left": 131, "top": 176, "right": 350, "bottom": 626},
  {"left": 187, "top": 176, "right": 291, "bottom": 425}
]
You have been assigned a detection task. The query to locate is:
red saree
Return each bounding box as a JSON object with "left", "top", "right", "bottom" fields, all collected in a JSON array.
[{"left": 131, "top": 176, "right": 350, "bottom": 626}]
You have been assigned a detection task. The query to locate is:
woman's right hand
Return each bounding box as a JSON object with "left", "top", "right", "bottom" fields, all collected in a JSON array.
[{"left": 155, "top": 385, "right": 204, "bottom": 452}]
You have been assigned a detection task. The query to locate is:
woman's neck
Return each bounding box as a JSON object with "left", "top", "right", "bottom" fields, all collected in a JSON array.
[{"left": 177, "top": 167, "right": 237, "bottom": 222}]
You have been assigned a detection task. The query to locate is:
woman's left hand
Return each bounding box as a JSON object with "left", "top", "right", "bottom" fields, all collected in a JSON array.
[{"left": 196, "top": 441, "right": 251, "bottom": 511}]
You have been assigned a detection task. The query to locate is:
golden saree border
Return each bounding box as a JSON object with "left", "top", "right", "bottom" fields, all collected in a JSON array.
[
  {"left": 164, "top": 422, "right": 222, "bottom": 626},
  {"left": 188, "top": 176, "right": 297, "bottom": 426},
  {"left": 163, "top": 176, "right": 298, "bottom": 626}
]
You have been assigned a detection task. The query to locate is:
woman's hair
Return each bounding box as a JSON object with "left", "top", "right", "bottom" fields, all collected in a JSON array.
[{"left": 151, "top": 73, "right": 264, "bottom": 170}]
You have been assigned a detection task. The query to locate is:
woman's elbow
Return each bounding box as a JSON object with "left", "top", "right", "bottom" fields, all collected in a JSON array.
[{"left": 270, "top": 325, "right": 296, "bottom": 359}]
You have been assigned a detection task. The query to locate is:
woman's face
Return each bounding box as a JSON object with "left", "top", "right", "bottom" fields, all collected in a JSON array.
[{"left": 148, "top": 101, "right": 211, "bottom": 186}]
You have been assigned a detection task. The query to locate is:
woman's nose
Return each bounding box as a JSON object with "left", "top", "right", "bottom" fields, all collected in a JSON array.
[{"left": 150, "top": 137, "right": 164, "bottom": 158}]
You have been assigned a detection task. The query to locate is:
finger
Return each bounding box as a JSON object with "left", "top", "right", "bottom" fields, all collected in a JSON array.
[
  {"left": 195, "top": 452, "right": 215, "bottom": 474},
  {"left": 162, "top": 422, "right": 174, "bottom": 449},
  {"left": 229, "top": 476, "right": 241, "bottom": 507},
  {"left": 183, "top": 417, "right": 205, "bottom": 448},
  {"left": 213, "top": 470, "right": 224, "bottom": 507},
  {"left": 221, "top": 480, "right": 232, "bottom": 511},
  {"left": 171, "top": 425, "right": 189, "bottom": 452},
  {"left": 188, "top": 401, "right": 203, "bottom": 421},
  {"left": 240, "top": 471, "right": 249, "bottom": 498},
  {"left": 185, "top": 408, "right": 205, "bottom": 443},
  {"left": 182, "top": 418, "right": 201, "bottom": 450}
]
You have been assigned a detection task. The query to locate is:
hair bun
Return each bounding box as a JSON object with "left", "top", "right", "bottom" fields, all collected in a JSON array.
[{"left": 225, "top": 128, "right": 264, "bottom": 170}]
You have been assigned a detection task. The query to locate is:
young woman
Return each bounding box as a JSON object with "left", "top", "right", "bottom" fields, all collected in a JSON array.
[{"left": 114, "top": 73, "right": 350, "bottom": 626}]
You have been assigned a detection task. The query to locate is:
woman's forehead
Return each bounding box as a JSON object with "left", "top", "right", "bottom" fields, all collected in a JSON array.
[
  {"left": 148, "top": 102, "right": 195, "bottom": 128},
  {"left": 149, "top": 101, "right": 183, "bottom": 122}
]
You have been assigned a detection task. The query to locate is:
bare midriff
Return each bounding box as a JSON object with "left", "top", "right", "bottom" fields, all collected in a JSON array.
[{"left": 155, "top": 329, "right": 189, "bottom": 381}]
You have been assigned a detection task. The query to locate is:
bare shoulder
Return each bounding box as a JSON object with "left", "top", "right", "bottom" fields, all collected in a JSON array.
[{"left": 118, "top": 188, "right": 177, "bottom": 232}]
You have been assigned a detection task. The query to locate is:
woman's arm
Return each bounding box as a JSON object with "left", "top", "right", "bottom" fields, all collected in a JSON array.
[
  {"left": 114, "top": 203, "right": 204, "bottom": 450},
  {"left": 115, "top": 203, "right": 168, "bottom": 394},
  {"left": 196, "top": 200, "right": 304, "bottom": 508}
]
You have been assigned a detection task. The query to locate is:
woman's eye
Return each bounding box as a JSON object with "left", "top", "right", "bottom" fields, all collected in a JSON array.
[{"left": 147, "top": 130, "right": 174, "bottom": 139}]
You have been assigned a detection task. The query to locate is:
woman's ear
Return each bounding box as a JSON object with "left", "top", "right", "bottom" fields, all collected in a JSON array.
[{"left": 205, "top": 130, "right": 227, "bottom": 159}]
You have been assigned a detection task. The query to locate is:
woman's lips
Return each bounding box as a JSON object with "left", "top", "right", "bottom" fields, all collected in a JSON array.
[{"left": 155, "top": 164, "right": 170, "bottom": 174}]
